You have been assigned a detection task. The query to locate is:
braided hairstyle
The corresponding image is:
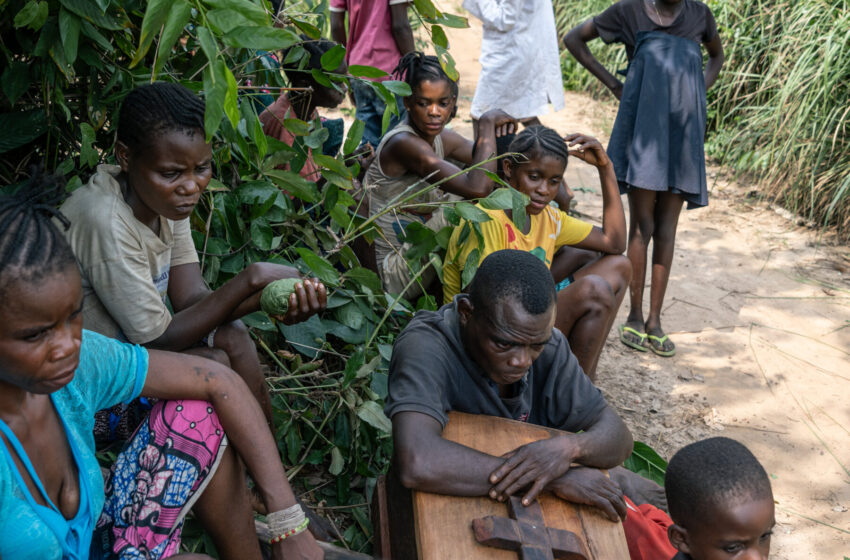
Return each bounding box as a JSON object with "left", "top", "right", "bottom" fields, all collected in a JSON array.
[
  {"left": 0, "top": 168, "right": 77, "bottom": 300},
  {"left": 117, "top": 82, "right": 205, "bottom": 154},
  {"left": 393, "top": 51, "right": 459, "bottom": 100},
  {"left": 506, "top": 125, "right": 569, "bottom": 168}
]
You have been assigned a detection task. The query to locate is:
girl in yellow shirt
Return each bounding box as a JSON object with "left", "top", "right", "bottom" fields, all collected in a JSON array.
[{"left": 443, "top": 126, "right": 630, "bottom": 380}]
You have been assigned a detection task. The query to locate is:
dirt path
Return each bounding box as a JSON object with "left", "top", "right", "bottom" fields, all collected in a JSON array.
[{"left": 438, "top": 4, "right": 850, "bottom": 558}]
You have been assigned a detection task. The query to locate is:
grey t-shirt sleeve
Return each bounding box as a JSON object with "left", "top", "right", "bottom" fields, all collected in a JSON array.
[
  {"left": 540, "top": 332, "right": 608, "bottom": 432},
  {"left": 592, "top": 1, "right": 625, "bottom": 44},
  {"left": 384, "top": 323, "right": 452, "bottom": 427}
]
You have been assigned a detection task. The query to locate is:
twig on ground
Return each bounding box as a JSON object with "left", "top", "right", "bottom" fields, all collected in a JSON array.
[{"left": 748, "top": 323, "right": 775, "bottom": 395}]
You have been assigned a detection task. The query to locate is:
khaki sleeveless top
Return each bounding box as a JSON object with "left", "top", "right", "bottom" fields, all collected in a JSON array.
[{"left": 364, "top": 120, "right": 451, "bottom": 263}]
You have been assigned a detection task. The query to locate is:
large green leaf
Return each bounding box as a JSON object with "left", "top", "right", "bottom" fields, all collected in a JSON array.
[
  {"left": 342, "top": 120, "right": 365, "bottom": 155},
  {"left": 295, "top": 247, "right": 340, "bottom": 286},
  {"left": 460, "top": 247, "right": 480, "bottom": 289},
  {"left": 478, "top": 187, "right": 514, "bottom": 210},
  {"left": 320, "top": 44, "right": 346, "bottom": 71},
  {"left": 59, "top": 0, "right": 121, "bottom": 30},
  {"left": 152, "top": 1, "right": 192, "bottom": 78},
  {"left": 431, "top": 24, "right": 448, "bottom": 48},
  {"left": 1, "top": 62, "right": 30, "bottom": 106},
  {"left": 454, "top": 201, "right": 490, "bottom": 223},
  {"left": 348, "top": 65, "right": 388, "bottom": 79},
  {"left": 130, "top": 0, "right": 171, "bottom": 67},
  {"left": 278, "top": 315, "right": 327, "bottom": 359},
  {"left": 79, "top": 123, "right": 98, "bottom": 167},
  {"left": 356, "top": 400, "right": 392, "bottom": 434},
  {"left": 202, "top": 0, "right": 269, "bottom": 25},
  {"left": 58, "top": 8, "right": 80, "bottom": 64},
  {"left": 205, "top": 8, "right": 256, "bottom": 33},
  {"left": 14, "top": 1, "right": 47, "bottom": 30},
  {"left": 202, "top": 64, "right": 227, "bottom": 141},
  {"left": 623, "top": 441, "right": 668, "bottom": 487},
  {"left": 0, "top": 110, "right": 48, "bottom": 154},
  {"left": 266, "top": 169, "right": 320, "bottom": 203},
  {"left": 222, "top": 26, "right": 299, "bottom": 50},
  {"left": 196, "top": 26, "right": 219, "bottom": 65}
]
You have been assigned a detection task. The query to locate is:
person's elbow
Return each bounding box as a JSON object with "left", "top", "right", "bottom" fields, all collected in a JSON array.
[
  {"left": 466, "top": 181, "right": 494, "bottom": 200},
  {"left": 396, "top": 445, "right": 438, "bottom": 490},
  {"left": 562, "top": 29, "right": 583, "bottom": 56}
]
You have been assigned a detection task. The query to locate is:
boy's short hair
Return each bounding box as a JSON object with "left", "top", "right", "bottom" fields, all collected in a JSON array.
[
  {"left": 665, "top": 437, "right": 772, "bottom": 527},
  {"left": 468, "top": 249, "right": 556, "bottom": 317},
  {"left": 117, "top": 82, "right": 205, "bottom": 154}
]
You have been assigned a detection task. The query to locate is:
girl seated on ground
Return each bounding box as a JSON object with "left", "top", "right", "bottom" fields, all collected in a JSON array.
[
  {"left": 363, "top": 51, "right": 517, "bottom": 299},
  {"left": 442, "top": 125, "right": 631, "bottom": 380},
  {"left": 0, "top": 172, "right": 322, "bottom": 559}
]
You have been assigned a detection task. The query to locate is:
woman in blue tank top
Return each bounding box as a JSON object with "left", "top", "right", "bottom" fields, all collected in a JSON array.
[{"left": 0, "top": 174, "right": 322, "bottom": 559}]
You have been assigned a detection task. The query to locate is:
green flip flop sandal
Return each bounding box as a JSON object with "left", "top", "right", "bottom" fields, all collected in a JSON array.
[
  {"left": 647, "top": 333, "right": 676, "bottom": 357},
  {"left": 619, "top": 324, "right": 649, "bottom": 352}
]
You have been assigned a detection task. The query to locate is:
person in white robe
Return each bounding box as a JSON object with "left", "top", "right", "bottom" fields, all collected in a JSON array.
[{"left": 463, "top": 0, "right": 565, "bottom": 124}]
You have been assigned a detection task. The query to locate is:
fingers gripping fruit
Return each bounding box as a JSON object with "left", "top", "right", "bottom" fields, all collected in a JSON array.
[{"left": 260, "top": 278, "right": 302, "bottom": 316}]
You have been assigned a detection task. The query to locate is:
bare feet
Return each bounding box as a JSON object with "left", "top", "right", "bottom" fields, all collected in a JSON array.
[{"left": 609, "top": 466, "right": 668, "bottom": 512}]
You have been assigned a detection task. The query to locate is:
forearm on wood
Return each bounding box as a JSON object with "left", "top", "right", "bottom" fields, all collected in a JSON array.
[{"left": 569, "top": 407, "right": 633, "bottom": 468}]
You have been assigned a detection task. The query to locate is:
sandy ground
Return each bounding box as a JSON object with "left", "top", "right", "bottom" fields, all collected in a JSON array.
[
  {"left": 440, "top": 5, "right": 850, "bottom": 558},
  {"left": 327, "top": 4, "right": 850, "bottom": 556}
]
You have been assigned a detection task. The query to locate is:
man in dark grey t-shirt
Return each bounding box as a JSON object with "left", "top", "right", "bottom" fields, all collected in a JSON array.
[{"left": 386, "top": 250, "right": 646, "bottom": 519}]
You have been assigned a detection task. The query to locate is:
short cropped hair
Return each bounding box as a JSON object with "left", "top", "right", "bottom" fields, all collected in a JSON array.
[
  {"left": 117, "top": 82, "right": 205, "bottom": 154},
  {"left": 665, "top": 437, "right": 772, "bottom": 527},
  {"left": 468, "top": 249, "right": 556, "bottom": 317}
]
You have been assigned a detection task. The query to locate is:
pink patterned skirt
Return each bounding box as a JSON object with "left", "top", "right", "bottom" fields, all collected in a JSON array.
[{"left": 94, "top": 400, "right": 226, "bottom": 559}]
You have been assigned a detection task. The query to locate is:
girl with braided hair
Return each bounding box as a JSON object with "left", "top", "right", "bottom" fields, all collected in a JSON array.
[
  {"left": 0, "top": 171, "right": 322, "bottom": 559},
  {"left": 59, "top": 82, "right": 326, "bottom": 436},
  {"left": 443, "top": 125, "right": 631, "bottom": 380},
  {"left": 363, "top": 51, "right": 517, "bottom": 298}
]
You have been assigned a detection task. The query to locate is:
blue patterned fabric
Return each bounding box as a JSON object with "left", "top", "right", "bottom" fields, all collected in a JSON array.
[{"left": 0, "top": 331, "right": 147, "bottom": 560}]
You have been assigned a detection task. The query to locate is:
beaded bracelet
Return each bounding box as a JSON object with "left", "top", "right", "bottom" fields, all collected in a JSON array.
[{"left": 269, "top": 517, "right": 310, "bottom": 544}]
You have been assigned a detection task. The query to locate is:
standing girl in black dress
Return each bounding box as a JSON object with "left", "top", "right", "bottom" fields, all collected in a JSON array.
[{"left": 564, "top": 0, "right": 724, "bottom": 356}]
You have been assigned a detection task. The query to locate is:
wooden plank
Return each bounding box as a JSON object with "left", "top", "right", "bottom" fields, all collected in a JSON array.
[
  {"left": 371, "top": 475, "right": 392, "bottom": 560},
  {"left": 412, "top": 412, "right": 630, "bottom": 560}
]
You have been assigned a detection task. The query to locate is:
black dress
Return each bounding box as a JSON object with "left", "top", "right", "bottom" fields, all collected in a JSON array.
[{"left": 594, "top": 0, "right": 718, "bottom": 209}]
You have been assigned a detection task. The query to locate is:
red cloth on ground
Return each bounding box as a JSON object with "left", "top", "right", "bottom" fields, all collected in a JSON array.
[{"left": 622, "top": 495, "right": 677, "bottom": 560}]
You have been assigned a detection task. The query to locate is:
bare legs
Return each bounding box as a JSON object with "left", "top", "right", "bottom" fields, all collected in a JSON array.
[
  {"left": 213, "top": 320, "right": 275, "bottom": 426},
  {"left": 624, "top": 189, "right": 684, "bottom": 354},
  {"left": 193, "top": 444, "right": 263, "bottom": 560},
  {"left": 551, "top": 248, "right": 631, "bottom": 380}
]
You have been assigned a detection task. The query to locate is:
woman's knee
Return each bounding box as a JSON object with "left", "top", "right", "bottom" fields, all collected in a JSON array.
[
  {"left": 563, "top": 275, "right": 616, "bottom": 314},
  {"left": 603, "top": 254, "right": 632, "bottom": 289},
  {"left": 211, "top": 320, "right": 252, "bottom": 356},
  {"left": 184, "top": 346, "right": 231, "bottom": 368}
]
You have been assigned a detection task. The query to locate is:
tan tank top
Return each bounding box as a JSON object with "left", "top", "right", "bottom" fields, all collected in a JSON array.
[{"left": 364, "top": 120, "right": 451, "bottom": 263}]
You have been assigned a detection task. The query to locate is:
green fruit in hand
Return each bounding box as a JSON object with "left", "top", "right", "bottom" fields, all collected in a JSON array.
[{"left": 260, "top": 278, "right": 301, "bottom": 317}]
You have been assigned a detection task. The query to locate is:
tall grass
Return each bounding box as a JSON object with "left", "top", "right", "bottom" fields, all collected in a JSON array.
[{"left": 554, "top": 0, "right": 850, "bottom": 239}]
